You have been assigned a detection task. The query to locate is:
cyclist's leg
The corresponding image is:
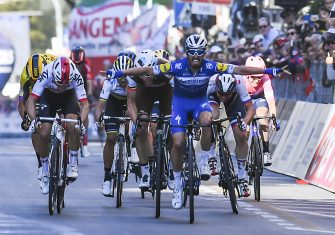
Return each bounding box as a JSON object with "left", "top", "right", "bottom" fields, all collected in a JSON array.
[
  {"left": 225, "top": 96, "right": 250, "bottom": 197},
  {"left": 62, "top": 90, "right": 81, "bottom": 179},
  {"left": 135, "top": 87, "right": 155, "bottom": 188},
  {"left": 254, "top": 98, "right": 272, "bottom": 165},
  {"left": 194, "top": 98, "right": 213, "bottom": 180}
]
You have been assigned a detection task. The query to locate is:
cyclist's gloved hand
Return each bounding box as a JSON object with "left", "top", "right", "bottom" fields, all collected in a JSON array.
[
  {"left": 238, "top": 120, "right": 247, "bottom": 132},
  {"left": 273, "top": 122, "right": 280, "bottom": 131},
  {"left": 21, "top": 112, "right": 31, "bottom": 131},
  {"left": 263, "top": 67, "right": 283, "bottom": 76},
  {"left": 79, "top": 120, "right": 86, "bottom": 136},
  {"left": 106, "top": 68, "right": 124, "bottom": 80},
  {"left": 29, "top": 117, "right": 41, "bottom": 133},
  {"left": 131, "top": 123, "right": 136, "bottom": 137}
]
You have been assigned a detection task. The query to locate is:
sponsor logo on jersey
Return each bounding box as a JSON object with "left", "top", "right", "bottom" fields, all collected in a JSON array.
[
  {"left": 175, "top": 63, "right": 182, "bottom": 69},
  {"left": 205, "top": 63, "right": 213, "bottom": 70},
  {"left": 216, "top": 63, "right": 228, "bottom": 72},
  {"left": 38, "top": 71, "right": 48, "bottom": 82},
  {"left": 73, "top": 74, "right": 84, "bottom": 87},
  {"left": 159, "top": 63, "right": 171, "bottom": 73}
]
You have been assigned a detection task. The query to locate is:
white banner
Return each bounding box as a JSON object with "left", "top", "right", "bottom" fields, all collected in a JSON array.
[
  {"left": 68, "top": 1, "right": 133, "bottom": 57},
  {"left": 191, "top": 2, "right": 216, "bottom": 16}
]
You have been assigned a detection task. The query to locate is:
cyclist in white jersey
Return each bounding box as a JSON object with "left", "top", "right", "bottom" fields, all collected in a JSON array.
[
  {"left": 104, "top": 34, "right": 283, "bottom": 209},
  {"left": 26, "top": 57, "right": 89, "bottom": 194},
  {"left": 207, "top": 74, "right": 254, "bottom": 197},
  {"left": 95, "top": 55, "right": 135, "bottom": 197}
]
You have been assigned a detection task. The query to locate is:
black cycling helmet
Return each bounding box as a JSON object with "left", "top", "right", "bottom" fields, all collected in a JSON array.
[{"left": 70, "top": 46, "right": 85, "bottom": 64}]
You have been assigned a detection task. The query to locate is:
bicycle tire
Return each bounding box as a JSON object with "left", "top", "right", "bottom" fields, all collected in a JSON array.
[
  {"left": 57, "top": 141, "right": 68, "bottom": 214},
  {"left": 155, "top": 134, "right": 162, "bottom": 218},
  {"left": 116, "top": 139, "right": 125, "bottom": 208},
  {"left": 49, "top": 138, "right": 60, "bottom": 215},
  {"left": 187, "top": 138, "right": 195, "bottom": 224},
  {"left": 253, "top": 136, "right": 262, "bottom": 201},
  {"left": 220, "top": 141, "right": 238, "bottom": 214}
]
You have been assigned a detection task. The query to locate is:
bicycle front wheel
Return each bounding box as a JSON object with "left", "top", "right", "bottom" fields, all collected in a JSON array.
[
  {"left": 49, "top": 138, "right": 60, "bottom": 215},
  {"left": 116, "top": 139, "right": 125, "bottom": 208},
  {"left": 154, "top": 134, "right": 163, "bottom": 218},
  {"left": 220, "top": 141, "right": 238, "bottom": 214},
  {"left": 187, "top": 140, "right": 195, "bottom": 224},
  {"left": 253, "top": 136, "right": 262, "bottom": 201}
]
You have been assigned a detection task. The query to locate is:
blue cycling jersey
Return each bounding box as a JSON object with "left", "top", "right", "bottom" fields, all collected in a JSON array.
[{"left": 153, "top": 58, "right": 235, "bottom": 98}]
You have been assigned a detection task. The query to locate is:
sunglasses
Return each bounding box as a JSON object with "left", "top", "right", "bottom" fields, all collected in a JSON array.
[
  {"left": 287, "top": 32, "right": 296, "bottom": 36},
  {"left": 258, "top": 25, "right": 268, "bottom": 29},
  {"left": 186, "top": 49, "right": 206, "bottom": 56},
  {"left": 249, "top": 75, "right": 263, "bottom": 80}
]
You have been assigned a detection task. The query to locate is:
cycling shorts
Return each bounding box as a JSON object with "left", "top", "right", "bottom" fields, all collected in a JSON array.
[
  {"left": 38, "top": 89, "right": 80, "bottom": 120},
  {"left": 171, "top": 96, "right": 212, "bottom": 134},
  {"left": 104, "top": 95, "right": 127, "bottom": 133},
  {"left": 252, "top": 98, "right": 269, "bottom": 109}
]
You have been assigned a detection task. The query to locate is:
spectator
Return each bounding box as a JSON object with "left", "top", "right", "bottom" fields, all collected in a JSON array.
[
  {"left": 257, "top": 17, "right": 282, "bottom": 49},
  {"left": 280, "top": 8, "right": 298, "bottom": 30}
]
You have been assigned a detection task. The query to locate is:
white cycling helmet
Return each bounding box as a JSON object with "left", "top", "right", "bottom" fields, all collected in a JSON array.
[
  {"left": 185, "top": 34, "right": 208, "bottom": 51},
  {"left": 135, "top": 49, "right": 157, "bottom": 67},
  {"left": 52, "top": 57, "right": 76, "bottom": 86},
  {"left": 245, "top": 56, "right": 266, "bottom": 76},
  {"left": 215, "top": 74, "right": 236, "bottom": 95}
]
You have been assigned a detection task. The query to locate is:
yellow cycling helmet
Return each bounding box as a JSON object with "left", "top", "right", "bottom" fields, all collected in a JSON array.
[{"left": 26, "top": 54, "right": 47, "bottom": 81}]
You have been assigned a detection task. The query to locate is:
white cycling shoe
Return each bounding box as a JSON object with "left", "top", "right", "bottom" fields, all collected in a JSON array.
[
  {"left": 82, "top": 146, "right": 90, "bottom": 158},
  {"left": 199, "top": 160, "right": 211, "bottom": 181},
  {"left": 101, "top": 180, "right": 112, "bottom": 197},
  {"left": 139, "top": 174, "right": 150, "bottom": 189},
  {"left": 37, "top": 167, "right": 43, "bottom": 180},
  {"left": 40, "top": 176, "right": 49, "bottom": 195},
  {"left": 263, "top": 152, "right": 272, "bottom": 166},
  {"left": 66, "top": 165, "right": 78, "bottom": 179},
  {"left": 172, "top": 188, "right": 183, "bottom": 210}
]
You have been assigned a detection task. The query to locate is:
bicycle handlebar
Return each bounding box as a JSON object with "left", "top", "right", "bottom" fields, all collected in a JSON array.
[{"left": 39, "top": 117, "right": 79, "bottom": 124}]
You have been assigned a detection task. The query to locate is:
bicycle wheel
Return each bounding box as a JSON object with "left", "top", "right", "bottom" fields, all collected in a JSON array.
[
  {"left": 253, "top": 136, "right": 262, "bottom": 201},
  {"left": 57, "top": 142, "right": 68, "bottom": 214},
  {"left": 219, "top": 141, "right": 238, "bottom": 214},
  {"left": 116, "top": 139, "right": 125, "bottom": 208},
  {"left": 49, "top": 138, "right": 60, "bottom": 215},
  {"left": 155, "top": 134, "right": 165, "bottom": 218},
  {"left": 187, "top": 139, "right": 195, "bottom": 224}
]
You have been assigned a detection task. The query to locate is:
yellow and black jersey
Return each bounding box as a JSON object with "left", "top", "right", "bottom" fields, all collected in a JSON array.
[{"left": 19, "top": 53, "right": 57, "bottom": 101}]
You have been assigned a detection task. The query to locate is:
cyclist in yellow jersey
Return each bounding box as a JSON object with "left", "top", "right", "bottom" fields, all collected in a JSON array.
[{"left": 18, "top": 53, "right": 57, "bottom": 181}]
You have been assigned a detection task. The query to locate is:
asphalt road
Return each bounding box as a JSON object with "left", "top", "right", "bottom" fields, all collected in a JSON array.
[{"left": 0, "top": 138, "right": 334, "bottom": 235}]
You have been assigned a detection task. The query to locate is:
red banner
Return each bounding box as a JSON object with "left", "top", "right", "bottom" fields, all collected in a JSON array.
[{"left": 305, "top": 113, "right": 335, "bottom": 192}]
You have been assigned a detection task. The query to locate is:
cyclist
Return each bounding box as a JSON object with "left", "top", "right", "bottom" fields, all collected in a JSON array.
[
  {"left": 70, "top": 46, "right": 94, "bottom": 157},
  {"left": 105, "top": 34, "right": 283, "bottom": 209},
  {"left": 26, "top": 56, "right": 89, "bottom": 194},
  {"left": 18, "top": 53, "right": 57, "bottom": 180},
  {"left": 243, "top": 56, "right": 278, "bottom": 166},
  {"left": 95, "top": 55, "right": 135, "bottom": 196},
  {"left": 207, "top": 74, "right": 254, "bottom": 197},
  {"left": 126, "top": 49, "right": 172, "bottom": 190}
]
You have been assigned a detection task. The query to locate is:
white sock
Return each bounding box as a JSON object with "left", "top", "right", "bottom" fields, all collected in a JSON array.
[
  {"left": 141, "top": 164, "right": 149, "bottom": 177},
  {"left": 173, "top": 171, "right": 182, "bottom": 190},
  {"left": 69, "top": 150, "right": 78, "bottom": 166},
  {"left": 41, "top": 156, "right": 48, "bottom": 175},
  {"left": 209, "top": 143, "right": 216, "bottom": 158},
  {"left": 237, "top": 159, "right": 246, "bottom": 180}
]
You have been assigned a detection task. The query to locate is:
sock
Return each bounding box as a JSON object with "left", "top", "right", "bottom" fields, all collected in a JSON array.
[
  {"left": 237, "top": 159, "right": 246, "bottom": 180},
  {"left": 263, "top": 141, "right": 269, "bottom": 153},
  {"left": 173, "top": 171, "right": 182, "bottom": 190},
  {"left": 209, "top": 143, "right": 215, "bottom": 159},
  {"left": 140, "top": 163, "right": 149, "bottom": 177},
  {"left": 69, "top": 150, "right": 78, "bottom": 166},
  {"left": 104, "top": 167, "right": 111, "bottom": 181},
  {"left": 36, "top": 153, "right": 42, "bottom": 168},
  {"left": 82, "top": 133, "right": 88, "bottom": 146},
  {"left": 200, "top": 149, "right": 210, "bottom": 162},
  {"left": 41, "top": 156, "right": 49, "bottom": 175}
]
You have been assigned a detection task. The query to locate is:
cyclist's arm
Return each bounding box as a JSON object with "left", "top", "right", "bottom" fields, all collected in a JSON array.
[
  {"left": 233, "top": 66, "right": 265, "bottom": 75},
  {"left": 263, "top": 77, "right": 276, "bottom": 117},
  {"left": 18, "top": 68, "right": 28, "bottom": 118},
  {"left": 243, "top": 100, "right": 255, "bottom": 125},
  {"left": 95, "top": 99, "right": 107, "bottom": 120},
  {"left": 127, "top": 87, "right": 137, "bottom": 123},
  {"left": 26, "top": 95, "right": 38, "bottom": 120},
  {"left": 18, "top": 97, "right": 26, "bottom": 119},
  {"left": 79, "top": 100, "right": 89, "bottom": 123},
  {"left": 123, "top": 66, "right": 154, "bottom": 76}
]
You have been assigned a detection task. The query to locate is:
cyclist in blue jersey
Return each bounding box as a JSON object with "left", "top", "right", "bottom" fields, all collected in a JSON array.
[{"left": 105, "top": 34, "right": 283, "bottom": 209}]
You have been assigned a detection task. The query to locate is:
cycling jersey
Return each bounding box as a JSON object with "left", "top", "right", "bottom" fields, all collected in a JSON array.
[
  {"left": 19, "top": 54, "right": 57, "bottom": 101},
  {"left": 207, "top": 74, "right": 251, "bottom": 104},
  {"left": 128, "top": 74, "right": 171, "bottom": 89},
  {"left": 99, "top": 76, "right": 132, "bottom": 101},
  {"left": 73, "top": 59, "right": 93, "bottom": 91},
  {"left": 243, "top": 74, "right": 275, "bottom": 101},
  {"left": 153, "top": 58, "right": 235, "bottom": 98},
  {"left": 31, "top": 63, "right": 87, "bottom": 102}
]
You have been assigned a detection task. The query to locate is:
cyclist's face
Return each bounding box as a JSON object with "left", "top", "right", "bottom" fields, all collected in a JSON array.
[
  {"left": 139, "top": 74, "right": 154, "bottom": 85},
  {"left": 216, "top": 91, "right": 232, "bottom": 102},
  {"left": 248, "top": 75, "right": 263, "bottom": 87},
  {"left": 186, "top": 50, "right": 205, "bottom": 68}
]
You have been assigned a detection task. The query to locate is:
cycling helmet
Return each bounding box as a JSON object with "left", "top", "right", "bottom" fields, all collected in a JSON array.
[
  {"left": 70, "top": 46, "right": 85, "bottom": 64},
  {"left": 215, "top": 74, "right": 236, "bottom": 95},
  {"left": 52, "top": 57, "right": 76, "bottom": 86},
  {"left": 118, "top": 50, "right": 136, "bottom": 62},
  {"left": 134, "top": 49, "right": 157, "bottom": 67},
  {"left": 273, "top": 36, "right": 289, "bottom": 49},
  {"left": 113, "top": 55, "right": 134, "bottom": 71},
  {"left": 26, "top": 54, "right": 47, "bottom": 81},
  {"left": 185, "top": 34, "right": 208, "bottom": 51},
  {"left": 153, "top": 49, "right": 170, "bottom": 60},
  {"left": 245, "top": 56, "right": 266, "bottom": 76}
]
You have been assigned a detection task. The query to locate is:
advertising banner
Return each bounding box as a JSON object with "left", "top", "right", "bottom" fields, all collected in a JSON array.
[{"left": 305, "top": 106, "right": 335, "bottom": 192}]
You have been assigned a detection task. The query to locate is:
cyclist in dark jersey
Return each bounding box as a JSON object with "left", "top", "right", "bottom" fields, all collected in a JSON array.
[{"left": 70, "top": 46, "right": 93, "bottom": 157}]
